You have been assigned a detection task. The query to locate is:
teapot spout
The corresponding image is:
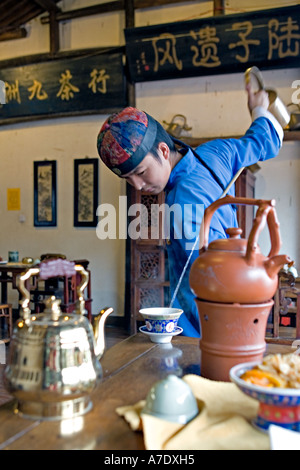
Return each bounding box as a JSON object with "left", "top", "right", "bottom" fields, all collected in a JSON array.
[
  {"left": 93, "top": 307, "right": 114, "bottom": 359},
  {"left": 265, "top": 255, "right": 293, "bottom": 280}
]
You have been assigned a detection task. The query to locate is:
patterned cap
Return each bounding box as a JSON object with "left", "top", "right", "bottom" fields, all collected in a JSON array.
[{"left": 97, "top": 107, "right": 158, "bottom": 176}]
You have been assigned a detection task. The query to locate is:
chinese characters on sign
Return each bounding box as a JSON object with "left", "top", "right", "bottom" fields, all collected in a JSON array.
[
  {"left": 125, "top": 5, "right": 300, "bottom": 82},
  {"left": 0, "top": 52, "right": 127, "bottom": 124}
]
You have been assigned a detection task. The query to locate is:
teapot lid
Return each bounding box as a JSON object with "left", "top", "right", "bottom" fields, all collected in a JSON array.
[{"left": 208, "top": 227, "right": 260, "bottom": 254}]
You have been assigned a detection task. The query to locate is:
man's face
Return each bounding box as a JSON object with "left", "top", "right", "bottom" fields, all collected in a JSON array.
[{"left": 121, "top": 143, "right": 171, "bottom": 195}]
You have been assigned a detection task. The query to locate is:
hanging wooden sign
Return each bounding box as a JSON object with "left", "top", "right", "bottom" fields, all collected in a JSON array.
[
  {"left": 125, "top": 5, "right": 300, "bottom": 82},
  {"left": 0, "top": 51, "right": 127, "bottom": 124}
]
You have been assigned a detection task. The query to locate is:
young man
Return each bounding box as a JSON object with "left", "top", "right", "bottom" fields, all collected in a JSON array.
[{"left": 97, "top": 85, "right": 283, "bottom": 337}]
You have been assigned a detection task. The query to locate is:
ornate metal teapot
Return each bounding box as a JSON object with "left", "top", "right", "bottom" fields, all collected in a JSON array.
[
  {"left": 163, "top": 114, "right": 192, "bottom": 137},
  {"left": 4, "top": 259, "right": 113, "bottom": 420},
  {"left": 190, "top": 196, "right": 292, "bottom": 304}
]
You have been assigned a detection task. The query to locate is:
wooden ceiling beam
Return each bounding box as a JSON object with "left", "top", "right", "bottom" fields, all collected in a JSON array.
[
  {"left": 32, "top": 0, "right": 61, "bottom": 12},
  {"left": 0, "top": 6, "right": 44, "bottom": 34},
  {"left": 40, "top": 0, "right": 200, "bottom": 24},
  {"left": 41, "top": 0, "right": 124, "bottom": 23},
  {"left": 0, "top": 0, "right": 32, "bottom": 25},
  {"left": 0, "top": 27, "right": 27, "bottom": 42}
]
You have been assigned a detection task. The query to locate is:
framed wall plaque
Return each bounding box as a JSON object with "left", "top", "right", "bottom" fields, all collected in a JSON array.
[
  {"left": 125, "top": 5, "right": 300, "bottom": 82},
  {"left": 34, "top": 160, "right": 57, "bottom": 227},
  {"left": 74, "top": 158, "right": 98, "bottom": 227},
  {"left": 0, "top": 50, "right": 127, "bottom": 125}
]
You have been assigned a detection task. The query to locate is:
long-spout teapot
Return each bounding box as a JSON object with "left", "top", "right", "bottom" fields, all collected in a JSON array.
[
  {"left": 4, "top": 259, "right": 113, "bottom": 420},
  {"left": 189, "top": 196, "right": 292, "bottom": 304}
]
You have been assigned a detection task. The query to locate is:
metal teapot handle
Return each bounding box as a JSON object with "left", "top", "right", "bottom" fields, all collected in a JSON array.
[
  {"left": 201, "top": 195, "right": 282, "bottom": 264},
  {"left": 18, "top": 259, "right": 89, "bottom": 321}
]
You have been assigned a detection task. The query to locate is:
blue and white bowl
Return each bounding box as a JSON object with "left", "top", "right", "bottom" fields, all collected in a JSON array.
[{"left": 139, "top": 307, "right": 183, "bottom": 334}]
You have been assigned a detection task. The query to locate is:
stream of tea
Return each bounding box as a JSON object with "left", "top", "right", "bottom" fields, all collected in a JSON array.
[{"left": 168, "top": 167, "right": 243, "bottom": 309}]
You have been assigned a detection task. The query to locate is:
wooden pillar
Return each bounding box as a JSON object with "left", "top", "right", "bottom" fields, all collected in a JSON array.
[
  {"left": 214, "top": 0, "right": 225, "bottom": 16},
  {"left": 124, "top": 0, "right": 136, "bottom": 332},
  {"left": 124, "top": 0, "right": 135, "bottom": 106}
]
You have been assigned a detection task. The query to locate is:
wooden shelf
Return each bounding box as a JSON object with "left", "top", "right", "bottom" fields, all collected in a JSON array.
[{"left": 283, "top": 130, "right": 300, "bottom": 141}]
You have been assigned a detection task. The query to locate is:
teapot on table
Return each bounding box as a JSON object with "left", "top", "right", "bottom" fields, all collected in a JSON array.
[
  {"left": 4, "top": 259, "right": 113, "bottom": 420},
  {"left": 189, "top": 196, "right": 292, "bottom": 382}
]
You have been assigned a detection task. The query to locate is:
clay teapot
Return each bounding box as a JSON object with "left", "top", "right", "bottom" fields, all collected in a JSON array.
[
  {"left": 4, "top": 259, "right": 113, "bottom": 420},
  {"left": 190, "top": 196, "right": 292, "bottom": 304}
]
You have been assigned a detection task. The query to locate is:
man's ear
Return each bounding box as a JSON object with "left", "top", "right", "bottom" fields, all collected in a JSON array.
[{"left": 157, "top": 142, "right": 170, "bottom": 161}]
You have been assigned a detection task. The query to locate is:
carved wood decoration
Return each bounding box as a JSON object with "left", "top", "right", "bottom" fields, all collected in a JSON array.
[{"left": 129, "top": 189, "right": 168, "bottom": 333}]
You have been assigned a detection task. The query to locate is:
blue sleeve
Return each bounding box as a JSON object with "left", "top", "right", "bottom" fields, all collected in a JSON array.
[
  {"left": 226, "top": 117, "right": 282, "bottom": 174},
  {"left": 196, "top": 116, "right": 282, "bottom": 182}
]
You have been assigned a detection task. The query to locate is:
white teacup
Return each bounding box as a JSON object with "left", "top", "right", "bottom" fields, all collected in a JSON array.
[{"left": 139, "top": 307, "right": 183, "bottom": 333}]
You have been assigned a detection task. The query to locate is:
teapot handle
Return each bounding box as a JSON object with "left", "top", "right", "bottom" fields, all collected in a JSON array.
[
  {"left": 201, "top": 195, "right": 281, "bottom": 263},
  {"left": 245, "top": 66, "right": 265, "bottom": 91},
  {"left": 17, "top": 259, "right": 89, "bottom": 320}
]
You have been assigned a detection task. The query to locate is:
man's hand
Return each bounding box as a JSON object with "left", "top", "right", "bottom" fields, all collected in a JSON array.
[{"left": 246, "top": 83, "right": 269, "bottom": 113}]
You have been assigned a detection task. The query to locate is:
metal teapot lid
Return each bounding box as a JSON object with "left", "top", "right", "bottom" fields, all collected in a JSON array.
[{"left": 42, "top": 295, "right": 62, "bottom": 321}]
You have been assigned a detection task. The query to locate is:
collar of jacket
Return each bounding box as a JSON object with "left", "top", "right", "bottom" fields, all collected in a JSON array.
[{"left": 165, "top": 148, "right": 196, "bottom": 192}]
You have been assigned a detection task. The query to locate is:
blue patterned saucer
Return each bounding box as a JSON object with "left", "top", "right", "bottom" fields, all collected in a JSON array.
[{"left": 139, "top": 326, "right": 183, "bottom": 343}]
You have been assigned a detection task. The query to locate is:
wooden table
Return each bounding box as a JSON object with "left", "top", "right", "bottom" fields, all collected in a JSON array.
[{"left": 0, "top": 334, "right": 293, "bottom": 451}]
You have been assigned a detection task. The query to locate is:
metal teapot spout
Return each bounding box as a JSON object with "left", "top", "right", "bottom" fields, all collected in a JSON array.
[
  {"left": 265, "top": 255, "right": 293, "bottom": 280},
  {"left": 93, "top": 307, "right": 114, "bottom": 359}
]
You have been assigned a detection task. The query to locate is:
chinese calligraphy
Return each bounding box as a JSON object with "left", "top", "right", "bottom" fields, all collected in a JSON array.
[
  {"left": 28, "top": 80, "right": 48, "bottom": 100},
  {"left": 5, "top": 80, "right": 21, "bottom": 104},
  {"left": 131, "top": 8, "right": 300, "bottom": 78},
  {"left": 268, "top": 17, "right": 300, "bottom": 59},
  {"left": 89, "top": 68, "right": 110, "bottom": 94},
  {"left": 228, "top": 21, "right": 260, "bottom": 63},
  {"left": 0, "top": 52, "right": 125, "bottom": 123},
  {"left": 152, "top": 33, "right": 183, "bottom": 72},
  {"left": 57, "top": 69, "right": 80, "bottom": 100},
  {"left": 190, "top": 27, "right": 221, "bottom": 67},
  {"left": 2, "top": 67, "right": 111, "bottom": 106}
]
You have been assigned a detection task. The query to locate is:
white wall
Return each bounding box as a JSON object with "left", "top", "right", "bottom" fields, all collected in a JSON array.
[
  {"left": 0, "top": 0, "right": 299, "bottom": 316},
  {"left": 0, "top": 116, "right": 127, "bottom": 315}
]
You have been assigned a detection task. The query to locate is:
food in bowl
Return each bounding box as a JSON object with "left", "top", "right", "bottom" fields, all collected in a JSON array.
[
  {"left": 241, "top": 353, "right": 300, "bottom": 389},
  {"left": 230, "top": 358, "right": 300, "bottom": 432}
]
